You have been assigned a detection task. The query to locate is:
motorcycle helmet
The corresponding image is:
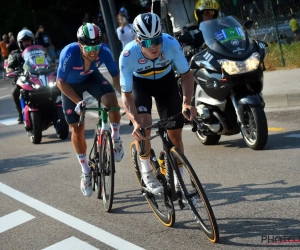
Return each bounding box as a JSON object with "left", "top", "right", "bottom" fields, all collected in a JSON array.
[
  {"left": 133, "top": 12, "right": 162, "bottom": 40},
  {"left": 17, "top": 29, "right": 34, "bottom": 51},
  {"left": 77, "top": 23, "right": 102, "bottom": 45},
  {"left": 194, "top": 0, "right": 219, "bottom": 23}
]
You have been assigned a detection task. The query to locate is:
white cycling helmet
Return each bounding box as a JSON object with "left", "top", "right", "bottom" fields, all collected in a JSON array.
[
  {"left": 17, "top": 29, "right": 34, "bottom": 51},
  {"left": 133, "top": 12, "right": 162, "bottom": 40}
]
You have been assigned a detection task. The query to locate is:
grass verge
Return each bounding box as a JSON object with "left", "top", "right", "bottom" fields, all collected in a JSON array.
[{"left": 264, "top": 41, "right": 300, "bottom": 71}]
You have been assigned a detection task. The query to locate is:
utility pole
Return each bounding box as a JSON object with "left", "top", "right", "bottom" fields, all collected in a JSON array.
[{"left": 99, "top": 0, "right": 121, "bottom": 63}]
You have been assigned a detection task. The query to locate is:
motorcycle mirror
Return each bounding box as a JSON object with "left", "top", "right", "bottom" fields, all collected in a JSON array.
[
  {"left": 178, "top": 33, "right": 194, "bottom": 44},
  {"left": 244, "top": 20, "right": 254, "bottom": 30},
  {"left": 6, "top": 72, "right": 18, "bottom": 78}
]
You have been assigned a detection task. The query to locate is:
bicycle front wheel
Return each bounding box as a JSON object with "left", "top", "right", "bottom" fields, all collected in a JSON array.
[
  {"left": 99, "top": 130, "right": 115, "bottom": 212},
  {"left": 170, "top": 147, "right": 219, "bottom": 243},
  {"left": 130, "top": 142, "right": 175, "bottom": 227}
]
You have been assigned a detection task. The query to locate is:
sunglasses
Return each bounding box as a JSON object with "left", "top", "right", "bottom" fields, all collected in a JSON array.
[
  {"left": 202, "top": 10, "right": 216, "bottom": 16},
  {"left": 83, "top": 44, "right": 101, "bottom": 52},
  {"left": 140, "top": 36, "right": 163, "bottom": 48}
]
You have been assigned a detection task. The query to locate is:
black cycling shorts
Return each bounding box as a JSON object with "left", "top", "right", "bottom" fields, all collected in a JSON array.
[
  {"left": 132, "top": 70, "right": 184, "bottom": 130},
  {"left": 61, "top": 70, "right": 115, "bottom": 124}
]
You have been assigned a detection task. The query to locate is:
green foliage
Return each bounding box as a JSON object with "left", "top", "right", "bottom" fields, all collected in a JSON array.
[{"left": 265, "top": 41, "right": 300, "bottom": 70}]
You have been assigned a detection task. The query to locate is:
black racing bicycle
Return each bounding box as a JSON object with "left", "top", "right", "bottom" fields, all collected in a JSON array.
[
  {"left": 79, "top": 101, "right": 120, "bottom": 212},
  {"left": 130, "top": 111, "right": 219, "bottom": 242}
]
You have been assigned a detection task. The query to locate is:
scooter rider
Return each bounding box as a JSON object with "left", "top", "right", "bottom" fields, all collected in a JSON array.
[{"left": 6, "top": 29, "right": 34, "bottom": 124}]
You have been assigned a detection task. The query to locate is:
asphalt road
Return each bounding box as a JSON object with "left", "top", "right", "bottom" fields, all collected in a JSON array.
[{"left": 0, "top": 74, "right": 300, "bottom": 249}]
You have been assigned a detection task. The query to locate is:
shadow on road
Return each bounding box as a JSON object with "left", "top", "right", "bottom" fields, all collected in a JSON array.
[
  {"left": 216, "top": 130, "right": 300, "bottom": 150},
  {"left": 0, "top": 152, "right": 70, "bottom": 174}
]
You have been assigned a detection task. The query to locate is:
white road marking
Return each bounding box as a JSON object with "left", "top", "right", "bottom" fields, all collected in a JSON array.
[
  {"left": 0, "top": 87, "right": 8, "bottom": 91},
  {"left": 0, "top": 95, "right": 10, "bottom": 99},
  {"left": 0, "top": 182, "right": 144, "bottom": 250},
  {"left": 284, "top": 134, "right": 300, "bottom": 138},
  {"left": 43, "top": 236, "right": 99, "bottom": 250},
  {"left": 0, "top": 210, "right": 35, "bottom": 233},
  {"left": 0, "top": 118, "right": 18, "bottom": 126}
]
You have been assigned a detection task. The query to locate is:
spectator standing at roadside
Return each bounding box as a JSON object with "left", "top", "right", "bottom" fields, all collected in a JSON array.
[
  {"left": 95, "top": 12, "right": 108, "bottom": 44},
  {"left": 35, "top": 25, "right": 56, "bottom": 60},
  {"left": 116, "top": 13, "right": 135, "bottom": 50},
  {"left": 8, "top": 32, "right": 18, "bottom": 53},
  {"left": 119, "top": 4, "right": 129, "bottom": 19},
  {"left": 82, "top": 13, "right": 91, "bottom": 25},
  {"left": 289, "top": 14, "right": 300, "bottom": 41},
  {"left": 0, "top": 34, "right": 10, "bottom": 61}
]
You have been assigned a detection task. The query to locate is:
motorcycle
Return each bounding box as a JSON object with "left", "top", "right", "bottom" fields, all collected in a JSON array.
[
  {"left": 178, "top": 16, "right": 268, "bottom": 150},
  {"left": 7, "top": 45, "right": 69, "bottom": 144}
]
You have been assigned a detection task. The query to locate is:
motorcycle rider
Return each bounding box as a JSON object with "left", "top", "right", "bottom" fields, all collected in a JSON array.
[
  {"left": 56, "top": 23, "right": 124, "bottom": 197},
  {"left": 6, "top": 29, "right": 35, "bottom": 124},
  {"left": 181, "top": 0, "right": 220, "bottom": 60}
]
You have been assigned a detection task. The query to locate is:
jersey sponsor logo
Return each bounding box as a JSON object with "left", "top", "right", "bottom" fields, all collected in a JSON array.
[
  {"left": 66, "top": 109, "right": 72, "bottom": 114},
  {"left": 156, "top": 60, "right": 170, "bottom": 67},
  {"left": 73, "top": 66, "right": 83, "bottom": 70},
  {"left": 102, "top": 80, "right": 109, "bottom": 84},
  {"left": 167, "top": 36, "right": 174, "bottom": 40},
  {"left": 80, "top": 160, "right": 85, "bottom": 163},
  {"left": 138, "top": 58, "right": 148, "bottom": 64},
  {"left": 145, "top": 65, "right": 151, "bottom": 70},
  {"left": 137, "top": 67, "right": 143, "bottom": 72},
  {"left": 103, "top": 46, "right": 112, "bottom": 55},
  {"left": 138, "top": 106, "right": 147, "bottom": 112},
  {"left": 62, "top": 53, "right": 72, "bottom": 72},
  {"left": 121, "top": 85, "right": 126, "bottom": 92},
  {"left": 80, "top": 70, "right": 93, "bottom": 75},
  {"left": 159, "top": 52, "right": 165, "bottom": 61},
  {"left": 123, "top": 50, "right": 130, "bottom": 57}
]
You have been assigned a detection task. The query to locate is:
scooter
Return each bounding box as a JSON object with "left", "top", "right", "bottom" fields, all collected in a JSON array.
[{"left": 7, "top": 45, "right": 69, "bottom": 144}]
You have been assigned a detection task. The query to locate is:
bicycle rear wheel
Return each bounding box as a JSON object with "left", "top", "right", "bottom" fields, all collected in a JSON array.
[
  {"left": 170, "top": 147, "right": 219, "bottom": 243},
  {"left": 99, "top": 130, "right": 115, "bottom": 212},
  {"left": 130, "top": 142, "right": 175, "bottom": 227}
]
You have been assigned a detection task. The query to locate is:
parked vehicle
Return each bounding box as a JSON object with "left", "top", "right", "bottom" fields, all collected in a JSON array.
[
  {"left": 7, "top": 45, "right": 69, "bottom": 144},
  {"left": 178, "top": 16, "right": 268, "bottom": 150}
]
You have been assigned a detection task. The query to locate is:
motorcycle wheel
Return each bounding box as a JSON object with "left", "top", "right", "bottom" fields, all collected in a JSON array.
[
  {"left": 196, "top": 130, "right": 221, "bottom": 145},
  {"left": 56, "top": 108, "right": 69, "bottom": 140},
  {"left": 240, "top": 105, "right": 268, "bottom": 150},
  {"left": 30, "top": 112, "right": 42, "bottom": 144}
]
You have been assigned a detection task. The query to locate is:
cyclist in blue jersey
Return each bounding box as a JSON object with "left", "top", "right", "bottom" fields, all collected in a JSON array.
[
  {"left": 56, "top": 23, "right": 124, "bottom": 197},
  {"left": 120, "top": 13, "right": 197, "bottom": 194}
]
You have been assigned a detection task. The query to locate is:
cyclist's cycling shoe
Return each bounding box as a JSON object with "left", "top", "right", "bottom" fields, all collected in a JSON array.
[
  {"left": 113, "top": 138, "right": 124, "bottom": 162},
  {"left": 80, "top": 173, "right": 92, "bottom": 197},
  {"left": 142, "top": 170, "right": 164, "bottom": 195}
]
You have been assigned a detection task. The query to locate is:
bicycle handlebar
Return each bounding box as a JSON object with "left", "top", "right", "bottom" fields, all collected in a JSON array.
[{"left": 78, "top": 106, "right": 121, "bottom": 127}]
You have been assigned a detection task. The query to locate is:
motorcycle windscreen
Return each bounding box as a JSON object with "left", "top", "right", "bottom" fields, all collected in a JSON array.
[
  {"left": 200, "top": 16, "right": 253, "bottom": 59},
  {"left": 22, "top": 45, "right": 52, "bottom": 74}
]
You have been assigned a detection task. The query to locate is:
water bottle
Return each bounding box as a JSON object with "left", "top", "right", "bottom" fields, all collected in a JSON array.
[{"left": 158, "top": 151, "right": 166, "bottom": 175}]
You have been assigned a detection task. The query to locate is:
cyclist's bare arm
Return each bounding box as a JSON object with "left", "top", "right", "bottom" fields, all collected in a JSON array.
[
  {"left": 56, "top": 79, "right": 82, "bottom": 104},
  {"left": 121, "top": 92, "right": 146, "bottom": 141},
  {"left": 112, "top": 74, "right": 121, "bottom": 94},
  {"left": 180, "top": 70, "right": 197, "bottom": 120}
]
